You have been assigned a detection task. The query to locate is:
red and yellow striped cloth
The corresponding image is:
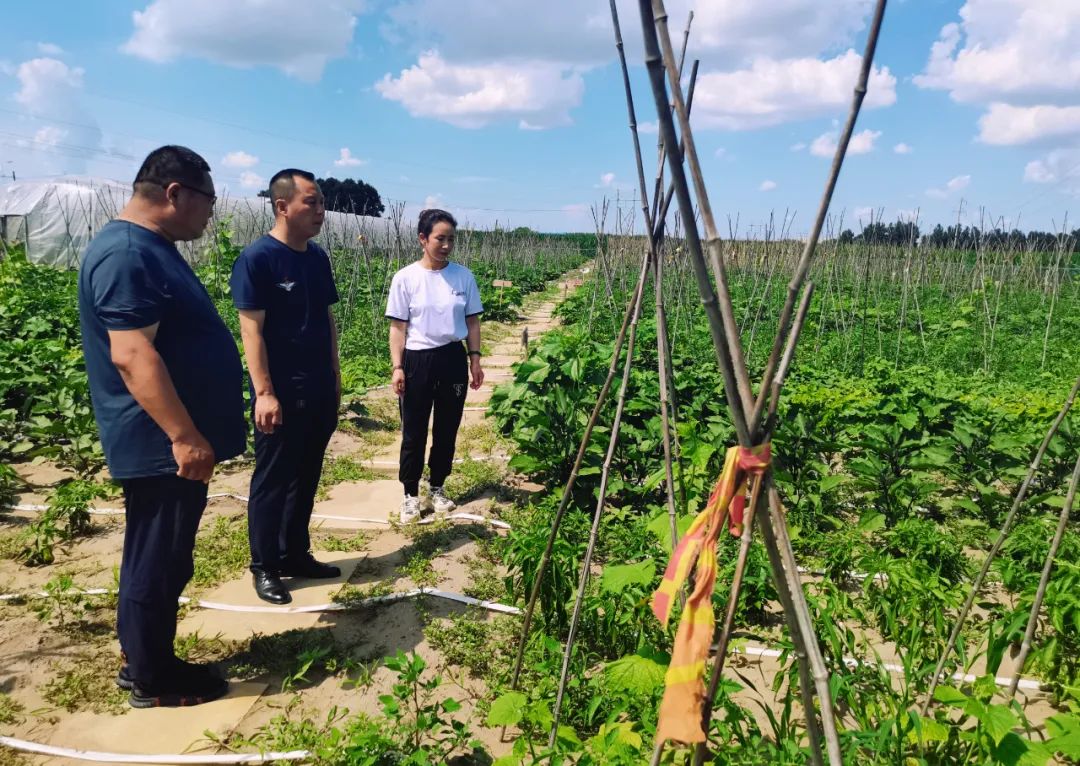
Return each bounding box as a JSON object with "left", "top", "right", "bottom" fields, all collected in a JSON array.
[{"left": 651, "top": 443, "right": 771, "bottom": 744}]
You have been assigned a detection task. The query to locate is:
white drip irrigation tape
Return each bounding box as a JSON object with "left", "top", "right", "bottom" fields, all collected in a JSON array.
[
  {"left": 0, "top": 737, "right": 309, "bottom": 764},
  {"left": 7, "top": 503, "right": 125, "bottom": 516},
  {"left": 734, "top": 645, "right": 1044, "bottom": 692},
  {"left": 0, "top": 587, "right": 112, "bottom": 602},
  {"left": 796, "top": 565, "right": 886, "bottom": 584},
  {"left": 6, "top": 495, "right": 511, "bottom": 531},
  {"left": 0, "top": 586, "right": 520, "bottom": 616},
  {"left": 309, "top": 511, "right": 511, "bottom": 530},
  {"left": 366, "top": 455, "right": 509, "bottom": 467}
]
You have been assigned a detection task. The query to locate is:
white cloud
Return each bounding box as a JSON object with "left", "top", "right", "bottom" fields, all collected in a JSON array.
[
  {"left": 759, "top": 180, "right": 777, "bottom": 191},
  {"left": 808, "top": 128, "right": 880, "bottom": 157},
  {"left": 15, "top": 58, "right": 84, "bottom": 110},
  {"left": 36, "top": 42, "right": 64, "bottom": 56},
  {"left": 692, "top": 50, "right": 896, "bottom": 130},
  {"left": 222, "top": 150, "right": 259, "bottom": 169},
  {"left": 915, "top": 2, "right": 1080, "bottom": 106},
  {"left": 385, "top": 0, "right": 873, "bottom": 69},
  {"left": 715, "top": 147, "right": 728, "bottom": 159},
  {"left": 914, "top": 1, "right": 1080, "bottom": 190},
  {"left": 927, "top": 174, "right": 971, "bottom": 198},
  {"left": 32, "top": 125, "right": 67, "bottom": 148},
  {"left": 978, "top": 103, "right": 1080, "bottom": 146},
  {"left": 334, "top": 148, "right": 365, "bottom": 167},
  {"left": 423, "top": 194, "right": 444, "bottom": 208},
  {"left": 239, "top": 171, "right": 265, "bottom": 189},
  {"left": 893, "top": 142, "right": 912, "bottom": 154},
  {"left": 638, "top": 121, "right": 658, "bottom": 135},
  {"left": 789, "top": 142, "right": 806, "bottom": 152},
  {"left": 1023, "top": 148, "right": 1080, "bottom": 193},
  {"left": 599, "top": 172, "right": 616, "bottom": 188},
  {"left": 379, "top": 1, "right": 886, "bottom": 131},
  {"left": 947, "top": 175, "right": 971, "bottom": 192},
  {"left": 122, "top": 0, "right": 365, "bottom": 81},
  {"left": 376, "top": 51, "right": 585, "bottom": 129},
  {"left": 10, "top": 57, "right": 102, "bottom": 173},
  {"left": 854, "top": 205, "right": 875, "bottom": 222}
]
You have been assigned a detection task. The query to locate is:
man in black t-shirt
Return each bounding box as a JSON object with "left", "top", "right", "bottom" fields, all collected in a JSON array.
[
  {"left": 230, "top": 169, "right": 342, "bottom": 605},
  {"left": 78, "top": 145, "right": 244, "bottom": 708}
]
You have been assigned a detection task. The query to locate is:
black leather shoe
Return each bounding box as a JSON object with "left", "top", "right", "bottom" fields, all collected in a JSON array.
[
  {"left": 280, "top": 557, "right": 341, "bottom": 579},
  {"left": 252, "top": 570, "right": 291, "bottom": 604}
]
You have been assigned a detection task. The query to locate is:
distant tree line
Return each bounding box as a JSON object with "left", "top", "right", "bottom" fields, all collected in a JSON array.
[
  {"left": 837, "top": 221, "right": 1079, "bottom": 252},
  {"left": 259, "top": 176, "right": 384, "bottom": 217}
]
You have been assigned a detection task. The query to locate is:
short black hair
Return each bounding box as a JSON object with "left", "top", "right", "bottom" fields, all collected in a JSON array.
[
  {"left": 133, "top": 145, "right": 210, "bottom": 195},
  {"left": 269, "top": 168, "right": 316, "bottom": 206},
  {"left": 418, "top": 208, "right": 457, "bottom": 237}
]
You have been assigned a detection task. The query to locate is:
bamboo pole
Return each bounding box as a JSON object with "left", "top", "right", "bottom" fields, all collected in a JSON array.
[
  {"left": 634, "top": 0, "right": 887, "bottom": 758},
  {"left": 1007, "top": 449, "right": 1080, "bottom": 697},
  {"left": 507, "top": 252, "right": 651, "bottom": 695},
  {"left": 696, "top": 283, "right": 815, "bottom": 766},
  {"left": 922, "top": 375, "right": 1080, "bottom": 712},
  {"left": 749, "top": 0, "right": 889, "bottom": 433},
  {"left": 609, "top": 0, "right": 683, "bottom": 552},
  {"left": 548, "top": 252, "right": 650, "bottom": 745}
]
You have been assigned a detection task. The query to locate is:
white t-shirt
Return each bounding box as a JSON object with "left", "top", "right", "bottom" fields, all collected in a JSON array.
[{"left": 385, "top": 261, "right": 484, "bottom": 350}]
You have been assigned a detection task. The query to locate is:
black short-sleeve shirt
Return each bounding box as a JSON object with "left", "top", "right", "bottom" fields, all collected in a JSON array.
[
  {"left": 229, "top": 235, "right": 339, "bottom": 399},
  {"left": 77, "top": 220, "right": 246, "bottom": 479}
]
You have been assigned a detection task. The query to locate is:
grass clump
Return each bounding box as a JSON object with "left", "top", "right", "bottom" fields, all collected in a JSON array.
[
  {"left": 0, "top": 693, "right": 25, "bottom": 726},
  {"left": 191, "top": 514, "right": 250, "bottom": 590},
  {"left": 40, "top": 650, "right": 128, "bottom": 714},
  {"left": 444, "top": 458, "right": 505, "bottom": 503},
  {"left": 401, "top": 551, "right": 441, "bottom": 589},
  {"left": 316, "top": 455, "right": 377, "bottom": 500},
  {"left": 312, "top": 529, "right": 370, "bottom": 553},
  {"left": 333, "top": 579, "right": 395, "bottom": 607},
  {"left": 425, "top": 612, "right": 519, "bottom": 685}
]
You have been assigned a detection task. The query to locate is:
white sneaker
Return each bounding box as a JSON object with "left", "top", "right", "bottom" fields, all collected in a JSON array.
[
  {"left": 400, "top": 495, "right": 422, "bottom": 524},
  {"left": 430, "top": 486, "right": 456, "bottom": 516}
]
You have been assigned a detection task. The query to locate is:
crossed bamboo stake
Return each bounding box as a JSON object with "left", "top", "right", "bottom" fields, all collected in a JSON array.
[
  {"left": 506, "top": 1, "right": 888, "bottom": 762},
  {"left": 921, "top": 376, "right": 1080, "bottom": 712}
]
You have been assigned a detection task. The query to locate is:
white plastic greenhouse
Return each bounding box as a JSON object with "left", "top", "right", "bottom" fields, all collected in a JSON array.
[{"left": 0, "top": 177, "right": 393, "bottom": 268}]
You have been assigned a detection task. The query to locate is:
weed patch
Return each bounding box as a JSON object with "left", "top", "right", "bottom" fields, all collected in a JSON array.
[
  {"left": 191, "top": 514, "right": 249, "bottom": 590},
  {"left": 40, "top": 649, "right": 128, "bottom": 714},
  {"left": 316, "top": 455, "right": 377, "bottom": 500}
]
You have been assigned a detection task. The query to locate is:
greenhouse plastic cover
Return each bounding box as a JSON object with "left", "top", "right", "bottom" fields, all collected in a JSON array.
[{"left": 0, "top": 176, "right": 392, "bottom": 269}]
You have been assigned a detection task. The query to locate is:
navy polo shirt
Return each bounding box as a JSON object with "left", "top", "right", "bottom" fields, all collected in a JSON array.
[
  {"left": 229, "top": 235, "right": 339, "bottom": 400},
  {"left": 77, "top": 220, "right": 246, "bottom": 479}
]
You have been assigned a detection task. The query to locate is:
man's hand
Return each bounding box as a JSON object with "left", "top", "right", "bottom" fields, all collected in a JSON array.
[
  {"left": 255, "top": 393, "right": 283, "bottom": 434},
  {"left": 470, "top": 358, "right": 485, "bottom": 390},
  {"left": 172, "top": 431, "right": 216, "bottom": 482},
  {"left": 392, "top": 368, "right": 406, "bottom": 397}
]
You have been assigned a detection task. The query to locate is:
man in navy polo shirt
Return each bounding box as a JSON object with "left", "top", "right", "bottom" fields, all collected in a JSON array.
[
  {"left": 230, "top": 169, "right": 341, "bottom": 605},
  {"left": 78, "top": 145, "right": 245, "bottom": 708}
]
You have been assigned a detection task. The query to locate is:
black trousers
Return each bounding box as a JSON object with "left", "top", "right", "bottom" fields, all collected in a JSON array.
[
  {"left": 247, "top": 394, "right": 337, "bottom": 574},
  {"left": 399, "top": 342, "right": 468, "bottom": 496},
  {"left": 118, "top": 474, "right": 207, "bottom": 686}
]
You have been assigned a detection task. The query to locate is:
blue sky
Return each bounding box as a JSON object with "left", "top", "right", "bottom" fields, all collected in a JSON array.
[{"left": 2, "top": 0, "right": 1077, "bottom": 234}]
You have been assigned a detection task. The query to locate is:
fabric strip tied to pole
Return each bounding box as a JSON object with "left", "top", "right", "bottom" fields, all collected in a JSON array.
[{"left": 651, "top": 444, "right": 771, "bottom": 744}]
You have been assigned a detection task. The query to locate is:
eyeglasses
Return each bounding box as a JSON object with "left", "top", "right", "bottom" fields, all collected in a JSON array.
[{"left": 164, "top": 182, "right": 217, "bottom": 205}]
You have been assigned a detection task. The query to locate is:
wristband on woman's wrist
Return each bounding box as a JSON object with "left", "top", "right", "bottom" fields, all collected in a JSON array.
[
  {"left": 393, "top": 364, "right": 404, "bottom": 370},
  {"left": 468, "top": 350, "right": 481, "bottom": 357}
]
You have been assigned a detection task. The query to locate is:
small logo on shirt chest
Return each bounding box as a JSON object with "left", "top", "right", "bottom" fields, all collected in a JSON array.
[{"left": 277, "top": 280, "right": 297, "bottom": 292}]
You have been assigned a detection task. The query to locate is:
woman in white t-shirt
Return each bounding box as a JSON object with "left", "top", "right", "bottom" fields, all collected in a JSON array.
[{"left": 385, "top": 209, "right": 485, "bottom": 522}]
